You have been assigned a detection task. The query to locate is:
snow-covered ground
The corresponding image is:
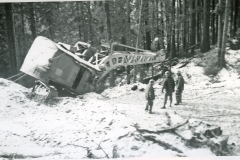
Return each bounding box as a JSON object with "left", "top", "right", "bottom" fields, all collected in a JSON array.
[{"left": 1, "top": 49, "right": 240, "bottom": 159}]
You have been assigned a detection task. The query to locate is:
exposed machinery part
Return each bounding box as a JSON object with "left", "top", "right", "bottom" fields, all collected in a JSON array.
[
  {"left": 20, "top": 36, "right": 166, "bottom": 95},
  {"left": 92, "top": 42, "right": 165, "bottom": 83}
]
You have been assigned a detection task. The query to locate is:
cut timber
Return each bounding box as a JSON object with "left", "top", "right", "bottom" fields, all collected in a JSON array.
[
  {"left": 178, "top": 43, "right": 200, "bottom": 55},
  {"left": 135, "top": 119, "right": 189, "bottom": 134},
  {"left": 142, "top": 73, "right": 162, "bottom": 83},
  {"left": 208, "top": 136, "right": 229, "bottom": 156},
  {"left": 178, "top": 58, "right": 193, "bottom": 68},
  {"left": 142, "top": 134, "right": 184, "bottom": 154}
]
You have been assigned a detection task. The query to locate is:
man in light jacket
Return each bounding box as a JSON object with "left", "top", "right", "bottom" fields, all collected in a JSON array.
[{"left": 145, "top": 79, "right": 155, "bottom": 114}]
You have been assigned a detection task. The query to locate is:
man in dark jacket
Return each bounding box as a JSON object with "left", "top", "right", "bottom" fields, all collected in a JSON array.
[
  {"left": 145, "top": 79, "right": 155, "bottom": 114},
  {"left": 162, "top": 71, "right": 175, "bottom": 109},
  {"left": 175, "top": 70, "right": 184, "bottom": 105}
]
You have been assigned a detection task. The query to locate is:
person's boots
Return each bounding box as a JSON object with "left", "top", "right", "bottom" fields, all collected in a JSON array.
[
  {"left": 174, "top": 99, "right": 179, "bottom": 105},
  {"left": 149, "top": 109, "right": 152, "bottom": 114},
  {"left": 145, "top": 104, "right": 148, "bottom": 112},
  {"left": 169, "top": 101, "right": 172, "bottom": 107},
  {"left": 161, "top": 102, "right": 166, "bottom": 109},
  {"left": 175, "top": 95, "right": 180, "bottom": 105},
  {"left": 149, "top": 105, "right": 152, "bottom": 114}
]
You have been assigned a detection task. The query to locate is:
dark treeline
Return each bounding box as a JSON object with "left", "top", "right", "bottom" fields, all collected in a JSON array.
[{"left": 0, "top": 0, "right": 240, "bottom": 78}]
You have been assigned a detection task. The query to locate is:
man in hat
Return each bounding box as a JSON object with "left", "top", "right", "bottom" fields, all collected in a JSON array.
[
  {"left": 175, "top": 70, "right": 184, "bottom": 105},
  {"left": 145, "top": 79, "right": 155, "bottom": 114},
  {"left": 162, "top": 71, "right": 175, "bottom": 109}
]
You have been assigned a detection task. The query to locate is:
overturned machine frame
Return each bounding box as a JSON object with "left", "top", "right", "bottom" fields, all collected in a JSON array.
[{"left": 20, "top": 36, "right": 166, "bottom": 95}]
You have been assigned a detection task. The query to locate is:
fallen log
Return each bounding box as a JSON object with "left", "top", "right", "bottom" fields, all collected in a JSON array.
[
  {"left": 142, "top": 135, "right": 184, "bottom": 154},
  {"left": 135, "top": 119, "right": 189, "bottom": 134},
  {"left": 208, "top": 135, "right": 229, "bottom": 156},
  {"left": 178, "top": 43, "right": 200, "bottom": 55},
  {"left": 142, "top": 73, "right": 162, "bottom": 83},
  {"left": 178, "top": 58, "right": 193, "bottom": 68}
]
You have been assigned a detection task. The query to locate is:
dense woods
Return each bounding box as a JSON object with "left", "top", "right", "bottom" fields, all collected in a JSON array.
[{"left": 0, "top": 0, "right": 240, "bottom": 81}]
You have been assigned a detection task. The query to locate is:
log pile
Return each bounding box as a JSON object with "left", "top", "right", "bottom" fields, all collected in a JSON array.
[
  {"left": 134, "top": 113, "right": 230, "bottom": 156},
  {"left": 181, "top": 120, "right": 229, "bottom": 156}
]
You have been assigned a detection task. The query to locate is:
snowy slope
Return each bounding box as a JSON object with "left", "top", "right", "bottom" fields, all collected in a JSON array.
[{"left": 1, "top": 49, "right": 240, "bottom": 159}]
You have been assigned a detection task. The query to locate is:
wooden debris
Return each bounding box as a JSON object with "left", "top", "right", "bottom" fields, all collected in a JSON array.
[
  {"left": 135, "top": 119, "right": 189, "bottom": 134},
  {"left": 143, "top": 134, "right": 183, "bottom": 154},
  {"left": 208, "top": 136, "right": 229, "bottom": 156},
  {"left": 178, "top": 58, "right": 193, "bottom": 68}
]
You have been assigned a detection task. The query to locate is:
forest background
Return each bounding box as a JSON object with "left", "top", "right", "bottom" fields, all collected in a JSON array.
[{"left": 0, "top": 0, "right": 240, "bottom": 87}]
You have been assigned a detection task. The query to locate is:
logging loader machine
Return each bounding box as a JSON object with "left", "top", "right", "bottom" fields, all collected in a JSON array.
[{"left": 20, "top": 36, "right": 166, "bottom": 95}]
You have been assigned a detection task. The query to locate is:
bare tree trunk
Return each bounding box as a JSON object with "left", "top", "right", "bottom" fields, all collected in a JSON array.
[
  {"left": 76, "top": 2, "right": 82, "bottom": 40},
  {"left": 171, "top": 0, "right": 176, "bottom": 59},
  {"left": 20, "top": 3, "right": 26, "bottom": 64},
  {"left": 197, "top": 0, "right": 201, "bottom": 44},
  {"left": 160, "top": 2, "right": 165, "bottom": 49},
  {"left": 230, "top": 0, "right": 234, "bottom": 38},
  {"left": 45, "top": 3, "right": 54, "bottom": 41},
  {"left": 105, "top": 2, "right": 112, "bottom": 41},
  {"left": 80, "top": 2, "right": 87, "bottom": 42},
  {"left": 5, "top": 3, "right": 17, "bottom": 75},
  {"left": 156, "top": 0, "right": 159, "bottom": 48},
  {"left": 195, "top": 0, "right": 198, "bottom": 44},
  {"left": 201, "top": 0, "right": 210, "bottom": 53},
  {"left": 182, "top": 0, "right": 187, "bottom": 55},
  {"left": 187, "top": 0, "right": 190, "bottom": 50},
  {"left": 139, "top": 1, "right": 149, "bottom": 83},
  {"left": 233, "top": 0, "right": 239, "bottom": 37},
  {"left": 211, "top": 0, "right": 216, "bottom": 44},
  {"left": 133, "top": 0, "right": 143, "bottom": 83},
  {"left": 145, "top": 2, "right": 151, "bottom": 50},
  {"left": 217, "top": 0, "right": 223, "bottom": 67},
  {"left": 215, "top": 1, "right": 218, "bottom": 44},
  {"left": 87, "top": 2, "right": 93, "bottom": 42},
  {"left": 126, "top": 0, "right": 131, "bottom": 84},
  {"left": 105, "top": 1, "right": 115, "bottom": 87},
  {"left": 164, "top": 2, "right": 171, "bottom": 58},
  {"left": 190, "top": 0, "right": 196, "bottom": 55},
  {"left": 152, "top": 0, "right": 156, "bottom": 37},
  {"left": 28, "top": 3, "right": 36, "bottom": 41},
  {"left": 176, "top": 0, "right": 180, "bottom": 53},
  {"left": 220, "top": 0, "right": 230, "bottom": 68}
]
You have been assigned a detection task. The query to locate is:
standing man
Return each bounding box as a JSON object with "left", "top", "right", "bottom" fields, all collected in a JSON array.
[
  {"left": 175, "top": 70, "right": 184, "bottom": 105},
  {"left": 161, "top": 71, "right": 175, "bottom": 109},
  {"left": 145, "top": 79, "right": 155, "bottom": 114}
]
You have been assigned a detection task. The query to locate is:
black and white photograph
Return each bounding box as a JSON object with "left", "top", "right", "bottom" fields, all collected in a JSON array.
[{"left": 0, "top": 0, "right": 240, "bottom": 159}]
